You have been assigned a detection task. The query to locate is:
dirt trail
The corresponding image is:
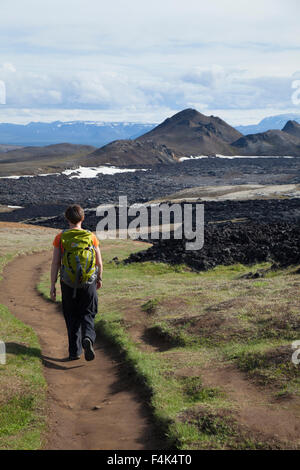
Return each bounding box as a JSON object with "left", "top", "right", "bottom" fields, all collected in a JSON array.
[{"left": 0, "top": 251, "right": 165, "bottom": 450}]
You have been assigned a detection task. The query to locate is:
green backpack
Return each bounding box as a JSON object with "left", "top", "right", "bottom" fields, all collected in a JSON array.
[{"left": 60, "top": 229, "right": 97, "bottom": 297}]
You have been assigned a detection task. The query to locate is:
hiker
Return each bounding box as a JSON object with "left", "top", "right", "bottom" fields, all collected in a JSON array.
[{"left": 50, "top": 204, "right": 103, "bottom": 361}]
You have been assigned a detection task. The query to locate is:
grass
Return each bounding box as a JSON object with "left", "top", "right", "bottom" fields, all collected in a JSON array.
[
  {"left": 0, "top": 223, "right": 58, "bottom": 450},
  {"left": 0, "top": 305, "right": 46, "bottom": 449},
  {"left": 36, "top": 237, "right": 300, "bottom": 449},
  {"left": 231, "top": 344, "right": 300, "bottom": 394}
]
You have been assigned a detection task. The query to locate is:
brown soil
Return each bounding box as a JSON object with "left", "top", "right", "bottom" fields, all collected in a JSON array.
[{"left": 0, "top": 251, "right": 165, "bottom": 450}]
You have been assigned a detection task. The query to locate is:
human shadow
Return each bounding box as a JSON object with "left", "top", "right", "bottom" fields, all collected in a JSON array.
[
  {"left": 6, "top": 342, "right": 41, "bottom": 358},
  {"left": 5, "top": 343, "right": 83, "bottom": 370},
  {"left": 42, "top": 355, "right": 73, "bottom": 362},
  {"left": 42, "top": 355, "right": 84, "bottom": 371}
]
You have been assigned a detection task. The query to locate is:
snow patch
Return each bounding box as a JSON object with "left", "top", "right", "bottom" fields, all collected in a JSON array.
[
  {"left": 61, "top": 166, "right": 147, "bottom": 178},
  {"left": 0, "top": 166, "right": 148, "bottom": 180},
  {"left": 179, "top": 155, "right": 295, "bottom": 161}
]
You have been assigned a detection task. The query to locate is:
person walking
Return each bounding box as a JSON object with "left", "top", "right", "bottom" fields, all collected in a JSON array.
[{"left": 50, "top": 204, "right": 103, "bottom": 361}]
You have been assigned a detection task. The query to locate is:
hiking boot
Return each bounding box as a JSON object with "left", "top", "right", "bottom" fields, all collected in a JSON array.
[
  {"left": 82, "top": 337, "right": 95, "bottom": 361},
  {"left": 68, "top": 355, "right": 81, "bottom": 361},
  {"left": 61, "top": 355, "right": 80, "bottom": 362}
]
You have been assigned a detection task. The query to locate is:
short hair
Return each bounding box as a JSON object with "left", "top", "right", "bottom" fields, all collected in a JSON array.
[{"left": 65, "top": 204, "right": 84, "bottom": 224}]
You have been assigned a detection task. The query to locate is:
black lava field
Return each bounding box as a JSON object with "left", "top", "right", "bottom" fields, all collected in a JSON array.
[{"left": 1, "top": 157, "right": 300, "bottom": 271}]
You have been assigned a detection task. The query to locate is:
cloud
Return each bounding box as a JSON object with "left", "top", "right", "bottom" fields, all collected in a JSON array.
[
  {"left": 180, "top": 66, "right": 295, "bottom": 110},
  {"left": 0, "top": 64, "right": 297, "bottom": 124},
  {"left": 0, "top": 0, "right": 299, "bottom": 124}
]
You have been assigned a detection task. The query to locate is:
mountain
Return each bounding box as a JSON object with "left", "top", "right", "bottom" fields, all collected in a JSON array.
[
  {"left": 79, "top": 140, "right": 182, "bottom": 167},
  {"left": 0, "top": 143, "right": 96, "bottom": 177},
  {"left": 282, "top": 120, "right": 300, "bottom": 139},
  {"left": 0, "top": 121, "right": 156, "bottom": 147},
  {"left": 232, "top": 129, "right": 300, "bottom": 156},
  {"left": 236, "top": 113, "right": 300, "bottom": 135},
  {"left": 137, "top": 108, "right": 242, "bottom": 155},
  {"left": 79, "top": 108, "right": 243, "bottom": 167}
]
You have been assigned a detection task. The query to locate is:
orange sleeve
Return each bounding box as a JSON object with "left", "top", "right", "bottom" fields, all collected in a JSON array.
[
  {"left": 92, "top": 233, "right": 99, "bottom": 247},
  {"left": 53, "top": 233, "right": 62, "bottom": 248}
]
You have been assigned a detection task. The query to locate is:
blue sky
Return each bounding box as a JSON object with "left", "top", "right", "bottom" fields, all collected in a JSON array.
[{"left": 0, "top": 0, "right": 299, "bottom": 125}]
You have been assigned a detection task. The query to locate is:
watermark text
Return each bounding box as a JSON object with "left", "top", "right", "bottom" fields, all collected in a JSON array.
[{"left": 96, "top": 197, "right": 204, "bottom": 251}]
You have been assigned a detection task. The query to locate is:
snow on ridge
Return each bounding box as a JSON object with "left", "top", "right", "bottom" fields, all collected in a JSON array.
[
  {"left": 179, "top": 156, "right": 208, "bottom": 161},
  {"left": 215, "top": 154, "right": 295, "bottom": 159},
  {"left": 179, "top": 155, "right": 295, "bottom": 162},
  {"left": 0, "top": 166, "right": 148, "bottom": 180},
  {"left": 52, "top": 121, "right": 154, "bottom": 127}
]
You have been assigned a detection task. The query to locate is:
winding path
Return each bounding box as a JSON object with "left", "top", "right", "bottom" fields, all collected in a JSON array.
[{"left": 0, "top": 251, "right": 165, "bottom": 450}]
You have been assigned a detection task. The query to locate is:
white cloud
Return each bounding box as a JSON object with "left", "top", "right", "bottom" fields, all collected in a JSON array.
[
  {"left": 0, "top": 0, "right": 299, "bottom": 124},
  {"left": 0, "top": 64, "right": 298, "bottom": 124}
]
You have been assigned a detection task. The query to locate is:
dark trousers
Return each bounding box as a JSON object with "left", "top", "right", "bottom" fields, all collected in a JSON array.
[{"left": 61, "top": 281, "right": 98, "bottom": 357}]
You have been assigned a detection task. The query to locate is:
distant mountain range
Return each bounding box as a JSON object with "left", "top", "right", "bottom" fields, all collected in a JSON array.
[
  {"left": 1, "top": 112, "right": 300, "bottom": 149},
  {"left": 0, "top": 121, "right": 156, "bottom": 147},
  {"left": 1, "top": 108, "right": 300, "bottom": 176},
  {"left": 81, "top": 109, "right": 300, "bottom": 167},
  {"left": 236, "top": 113, "right": 300, "bottom": 135}
]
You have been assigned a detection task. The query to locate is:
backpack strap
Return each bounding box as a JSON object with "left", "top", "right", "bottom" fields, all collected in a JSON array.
[
  {"left": 60, "top": 229, "right": 67, "bottom": 252},
  {"left": 72, "top": 255, "right": 82, "bottom": 299}
]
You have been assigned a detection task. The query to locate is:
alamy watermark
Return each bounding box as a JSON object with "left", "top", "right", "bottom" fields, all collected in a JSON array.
[
  {"left": 0, "top": 80, "right": 6, "bottom": 105},
  {"left": 291, "top": 340, "right": 300, "bottom": 365},
  {"left": 292, "top": 79, "right": 300, "bottom": 106},
  {"left": 95, "top": 197, "right": 204, "bottom": 251},
  {"left": 0, "top": 340, "right": 6, "bottom": 365}
]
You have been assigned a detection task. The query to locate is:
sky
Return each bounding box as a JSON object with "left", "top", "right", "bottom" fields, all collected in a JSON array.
[{"left": 0, "top": 0, "right": 300, "bottom": 125}]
